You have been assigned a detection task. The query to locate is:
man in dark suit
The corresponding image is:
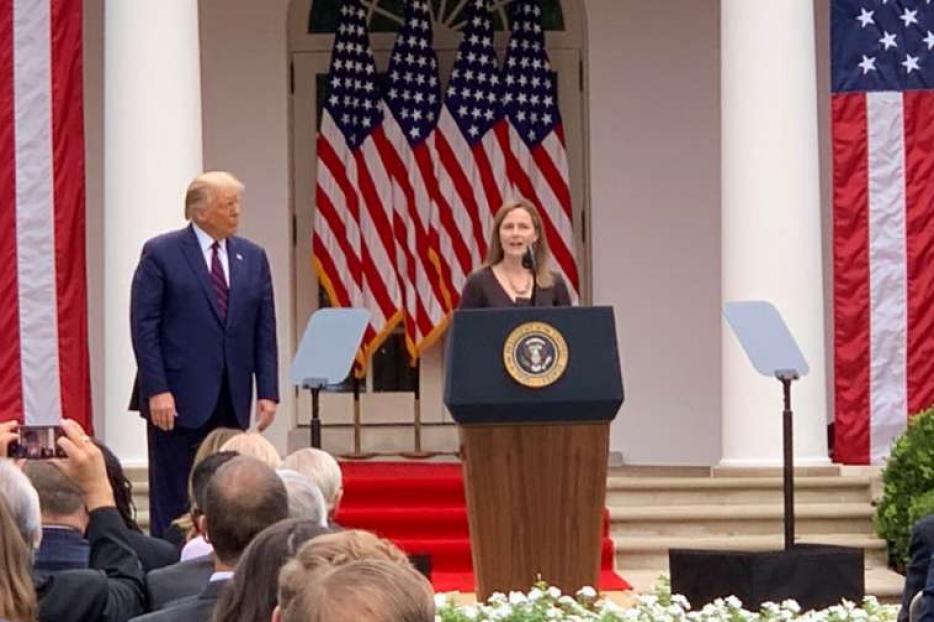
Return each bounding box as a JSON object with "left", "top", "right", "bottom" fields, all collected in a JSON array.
[
  {"left": 130, "top": 171, "right": 279, "bottom": 537},
  {"left": 145, "top": 451, "right": 238, "bottom": 610},
  {"left": 23, "top": 461, "right": 91, "bottom": 572},
  {"left": 130, "top": 456, "right": 289, "bottom": 622}
]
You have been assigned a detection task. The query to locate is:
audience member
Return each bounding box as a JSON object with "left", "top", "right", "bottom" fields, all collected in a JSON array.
[
  {"left": 95, "top": 442, "right": 177, "bottom": 570},
  {"left": 282, "top": 448, "right": 343, "bottom": 521},
  {"left": 220, "top": 432, "right": 282, "bottom": 469},
  {"left": 276, "top": 530, "right": 411, "bottom": 614},
  {"left": 277, "top": 469, "right": 327, "bottom": 526},
  {"left": 179, "top": 451, "right": 241, "bottom": 562},
  {"left": 131, "top": 456, "right": 289, "bottom": 622},
  {"left": 0, "top": 495, "right": 37, "bottom": 622},
  {"left": 0, "top": 420, "right": 146, "bottom": 622},
  {"left": 23, "top": 462, "right": 89, "bottom": 572},
  {"left": 146, "top": 451, "right": 238, "bottom": 610},
  {"left": 903, "top": 515, "right": 934, "bottom": 622},
  {"left": 211, "top": 518, "right": 330, "bottom": 622},
  {"left": 163, "top": 427, "right": 239, "bottom": 549},
  {"left": 279, "top": 559, "right": 435, "bottom": 622}
]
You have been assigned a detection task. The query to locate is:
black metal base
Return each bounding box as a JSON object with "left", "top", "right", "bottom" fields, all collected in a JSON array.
[{"left": 669, "top": 545, "right": 865, "bottom": 610}]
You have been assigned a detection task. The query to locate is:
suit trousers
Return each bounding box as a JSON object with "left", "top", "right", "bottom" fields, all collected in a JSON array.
[{"left": 146, "top": 374, "right": 240, "bottom": 538}]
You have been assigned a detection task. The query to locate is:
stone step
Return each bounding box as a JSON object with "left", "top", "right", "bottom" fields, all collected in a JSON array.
[
  {"left": 607, "top": 476, "right": 872, "bottom": 506},
  {"left": 609, "top": 503, "right": 875, "bottom": 537},
  {"left": 613, "top": 534, "right": 889, "bottom": 571}
]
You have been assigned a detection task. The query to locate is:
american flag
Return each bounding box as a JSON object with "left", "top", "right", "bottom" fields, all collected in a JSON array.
[
  {"left": 382, "top": 0, "right": 454, "bottom": 354},
  {"left": 498, "top": 0, "right": 579, "bottom": 298},
  {"left": 313, "top": 0, "right": 405, "bottom": 365},
  {"left": 831, "top": 0, "right": 934, "bottom": 463},
  {"left": 434, "top": 0, "right": 508, "bottom": 271},
  {"left": 0, "top": 0, "right": 91, "bottom": 431}
]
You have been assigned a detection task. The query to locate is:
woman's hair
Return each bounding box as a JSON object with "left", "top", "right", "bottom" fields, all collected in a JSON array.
[
  {"left": 281, "top": 448, "right": 343, "bottom": 513},
  {"left": 220, "top": 432, "right": 282, "bottom": 469},
  {"left": 277, "top": 530, "right": 411, "bottom": 613},
  {"left": 211, "top": 518, "right": 329, "bottom": 622},
  {"left": 170, "top": 426, "right": 240, "bottom": 538},
  {"left": 94, "top": 440, "right": 141, "bottom": 532},
  {"left": 283, "top": 559, "right": 434, "bottom": 622},
  {"left": 0, "top": 495, "right": 38, "bottom": 622},
  {"left": 483, "top": 197, "right": 554, "bottom": 287}
]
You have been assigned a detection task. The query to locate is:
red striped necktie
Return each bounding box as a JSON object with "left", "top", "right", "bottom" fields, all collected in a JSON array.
[{"left": 210, "top": 241, "right": 228, "bottom": 320}]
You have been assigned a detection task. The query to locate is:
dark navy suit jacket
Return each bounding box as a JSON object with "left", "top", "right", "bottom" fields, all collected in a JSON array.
[{"left": 129, "top": 225, "right": 278, "bottom": 429}]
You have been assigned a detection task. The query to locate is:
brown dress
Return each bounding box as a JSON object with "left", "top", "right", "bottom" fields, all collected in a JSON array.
[{"left": 458, "top": 266, "right": 572, "bottom": 309}]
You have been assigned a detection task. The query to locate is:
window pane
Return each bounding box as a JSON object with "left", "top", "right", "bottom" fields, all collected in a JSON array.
[{"left": 371, "top": 331, "right": 419, "bottom": 392}]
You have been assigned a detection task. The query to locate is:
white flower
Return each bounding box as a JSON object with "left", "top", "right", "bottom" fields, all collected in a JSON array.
[
  {"left": 548, "top": 586, "right": 562, "bottom": 599},
  {"left": 725, "top": 595, "right": 743, "bottom": 609},
  {"left": 782, "top": 599, "right": 802, "bottom": 614},
  {"left": 577, "top": 586, "right": 597, "bottom": 599},
  {"left": 508, "top": 590, "right": 527, "bottom": 605},
  {"left": 488, "top": 592, "right": 507, "bottom": 605}
]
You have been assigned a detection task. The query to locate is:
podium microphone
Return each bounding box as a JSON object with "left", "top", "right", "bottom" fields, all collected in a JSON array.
[
  {"left": 521, "top": 242, "right": 537, "bottom": 271},
  {"left": 522, "top": 242, "right": 537, "bottom": 306}
]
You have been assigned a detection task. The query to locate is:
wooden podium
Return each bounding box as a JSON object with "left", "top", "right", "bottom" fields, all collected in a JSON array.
[{"left": 444, "top": 307, "right": 624, "bottom": 598}]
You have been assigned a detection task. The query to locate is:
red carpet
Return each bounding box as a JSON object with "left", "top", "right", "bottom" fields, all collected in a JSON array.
[{"left": 334, "top": 461, "right": 630, "bottom": 592}]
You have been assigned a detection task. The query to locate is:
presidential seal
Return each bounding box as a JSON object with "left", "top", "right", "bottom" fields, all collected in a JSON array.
[{"left": 503, "top": 321, "right": 569, "bottom": 388}]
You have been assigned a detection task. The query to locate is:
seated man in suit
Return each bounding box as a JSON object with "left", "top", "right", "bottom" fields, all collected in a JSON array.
[
  {"left": 0, "top": 420, "right": 146, "bottom": 622},
  {"left": 145, "top": 451, "right": 239, "bottom": 610},
  {"left": 23, "top": 461, "right": 90, "bottom": 572},
  {"left": 131, "top": 456, "right": 289, "bottom": 622}
]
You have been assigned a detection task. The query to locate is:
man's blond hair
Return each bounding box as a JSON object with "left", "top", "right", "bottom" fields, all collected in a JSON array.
[
  {"left": 283, "top": 559, "right": 435, "bottom": 622},
  {"left": 184, "top": 171, "right": 244, "bottom": 219},
  {"left": 277, "top": 529, "right": 411, "bottom": 612}
]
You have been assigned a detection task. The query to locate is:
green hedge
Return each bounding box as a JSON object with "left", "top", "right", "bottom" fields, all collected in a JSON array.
[{"left": 876, "top": 406, "right": 934, "bottom": 566}]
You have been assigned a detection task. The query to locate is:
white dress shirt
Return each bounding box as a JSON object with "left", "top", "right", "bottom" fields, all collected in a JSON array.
[{"left": 191, "top": 222, "right": 229, "bottom": 286}]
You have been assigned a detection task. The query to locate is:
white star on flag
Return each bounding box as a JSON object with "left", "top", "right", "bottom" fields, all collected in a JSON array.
[{"left": 858, "top": 54, "right": 877, "bottom": 73}]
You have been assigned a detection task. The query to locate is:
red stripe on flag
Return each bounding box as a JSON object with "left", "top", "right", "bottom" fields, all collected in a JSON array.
[
  {"left": 317, "top": 136, "right": 362, "bottom": 229},
  {"left": 903, "top": 91, "right": 934, "bottom": 415},
  {"left": 832, "top": 93, "right": 871, "bottom": 465},
  {"left": 352, "top": 144, "right": 402, "bottom": 321},
  {"left": 472, "top": 139, "right": 502, "bottom": 230},
  {"left": 531, "top": 135, "right": 572, "bottom": 218},
  {"left": 314, "top": 186, "right": 361, "bottom": 294},
  {"left": 530, "top": 142, "right": 579, "bottom": 288},
  {"left": 50, "top": 0, "right": 91, "bottom": 431},
  {"left": 413, "top": 144, "right": 472, "bottom": 278},
  {"left": 312, "top": 232, "right": 352, "bottom": 307},
  {"left": 371, "top": 130, "right": 449, "bottom": 308},
  {"left": 0, "top": 0, "right": 21, "bottom": 423},
  {"left": 434, "top": 131, "right": 487, "bottom": 264}
]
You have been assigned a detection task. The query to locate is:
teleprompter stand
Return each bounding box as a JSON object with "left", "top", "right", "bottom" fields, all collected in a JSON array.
[
  {"left": 669, "top": 301, "right": 862, "bottom": 610},
  {"left": 290, "top": 308, "right": 369, "bottom": 449}
]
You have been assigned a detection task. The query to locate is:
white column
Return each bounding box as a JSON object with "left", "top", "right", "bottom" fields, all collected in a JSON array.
[
  {"left": 720, "top": 0, "right": 829, "bottom": 467},
  {"left": 104, "top": 2, "right": 203, "bottom": 465}
]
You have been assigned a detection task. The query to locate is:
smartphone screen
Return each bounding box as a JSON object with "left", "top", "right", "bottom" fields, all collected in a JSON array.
[{"left": 7, "top": 425, "right": 67, "bottom": 459}]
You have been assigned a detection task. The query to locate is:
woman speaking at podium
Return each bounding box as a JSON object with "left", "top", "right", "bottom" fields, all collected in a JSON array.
[{"left": 459, "top": 198, "right": 572, "bottom": 308}]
